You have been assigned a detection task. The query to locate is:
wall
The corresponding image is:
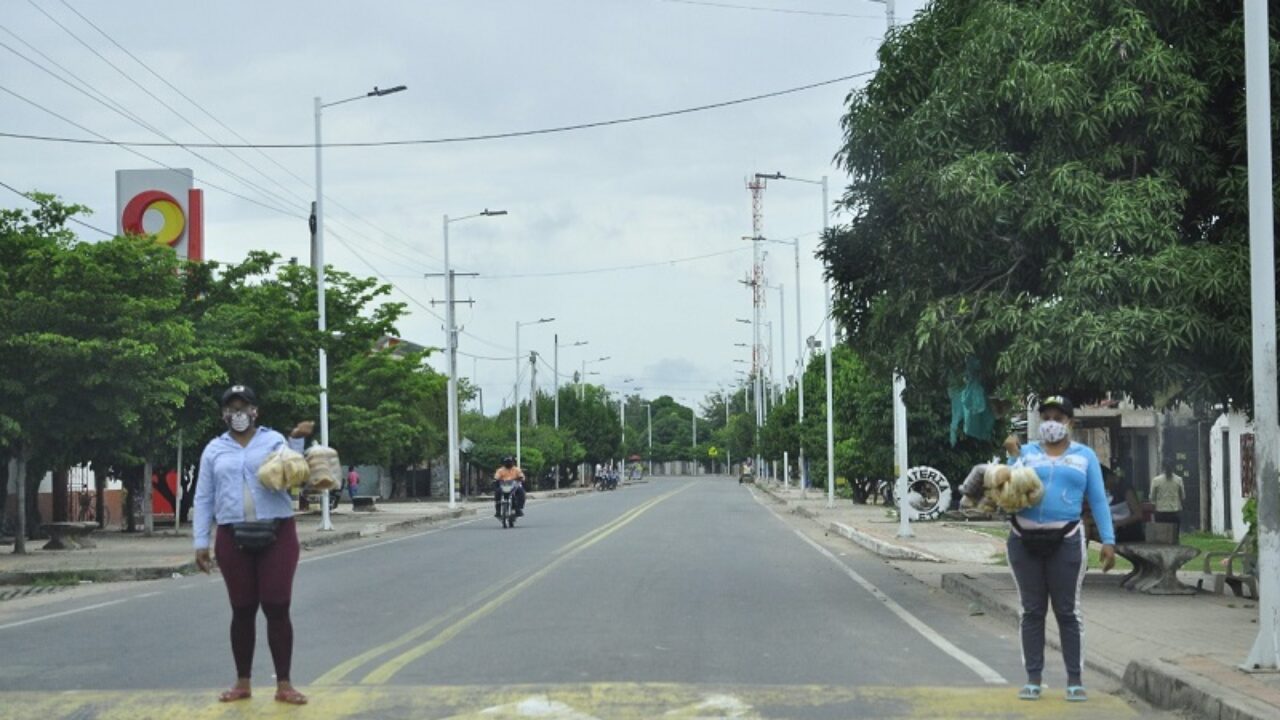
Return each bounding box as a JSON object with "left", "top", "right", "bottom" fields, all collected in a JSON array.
[{"left": 1209, "top": 412, "right": 1250, "bottom": 541}]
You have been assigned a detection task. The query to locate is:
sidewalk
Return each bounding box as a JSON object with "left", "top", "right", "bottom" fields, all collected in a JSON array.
[
  {"left": 0, "top": 487, "right": 591, "bottom": 585},
  {"left": 757, "top": 482, "right": 1280, "bottom": 720}
]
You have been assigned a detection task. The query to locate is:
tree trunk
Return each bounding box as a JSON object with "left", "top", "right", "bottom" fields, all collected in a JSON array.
[
  {"left": 95, "top": 470, "right": 106, "bottom": 530},
  {"left": 13, "top": 447, "right": 27, "bottom": 554},
  {"left": 52, "top": 467, "right": 68, "bottom": 523},
  {"left": 142, "top": 460, "right": 154, "bottom": 536}
]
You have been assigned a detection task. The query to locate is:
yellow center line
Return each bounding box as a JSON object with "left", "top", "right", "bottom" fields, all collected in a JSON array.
[
  {"left": 313, "top": 484, "right": 689, "bottom": 686},
  {"left": 359, "top": 484, "right": 692, "bottom": 685}
]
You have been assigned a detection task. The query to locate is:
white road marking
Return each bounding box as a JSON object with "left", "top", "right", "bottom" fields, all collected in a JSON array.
[
  {"left": 751, "top": 489, "right": 1007, "bottom": 685},
  {"left": 300, "top": 516, "right": 484, "bottom": 563},
  {"left": 792, "top": 530, "right": 1007, "bottom": 685},
  {"left": 0, "top": 597, "right": 130, "bottom": 632}
]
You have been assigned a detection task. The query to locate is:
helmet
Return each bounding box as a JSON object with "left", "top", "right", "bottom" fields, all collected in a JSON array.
[{"left": 502, "top": 456, "right": 515, "bottom": 467}]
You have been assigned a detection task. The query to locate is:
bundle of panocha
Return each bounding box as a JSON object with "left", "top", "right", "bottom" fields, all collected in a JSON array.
[
  {"left": 305, "top": 445, "right": 342, "bottom": 490},
  {"left": 257, "top": 447, "right": 311, "bottom": 491},
  {"left": 980, "top": 464, "right": 1044, "bottom": 513}
]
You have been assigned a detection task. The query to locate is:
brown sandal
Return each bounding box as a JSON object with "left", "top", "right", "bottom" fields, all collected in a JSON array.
[
  {"left": 275, "top": 688, "right": 308, "bottom": 705},
  {"left": 218, "top": 687, "right": 252, "bottom": 702}
]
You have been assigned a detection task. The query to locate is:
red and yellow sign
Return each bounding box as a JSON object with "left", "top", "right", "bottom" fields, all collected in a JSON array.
[{"left": 115, "top": 169, "right": 204, "bottom": 261}]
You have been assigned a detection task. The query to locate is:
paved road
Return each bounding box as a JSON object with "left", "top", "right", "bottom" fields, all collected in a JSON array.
[{"left": 0, "top": 476, "right": 1175, "bottom": 718}]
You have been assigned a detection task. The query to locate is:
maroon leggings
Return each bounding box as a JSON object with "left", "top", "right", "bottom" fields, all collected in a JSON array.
[{"left": 214, "top": 518, "right": 299, "bottom": 682}]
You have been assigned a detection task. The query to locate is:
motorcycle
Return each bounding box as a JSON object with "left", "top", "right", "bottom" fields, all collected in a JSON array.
[
  {"left": 496, "top": 480, "right": 518, "bottom": 528},
  {"left": 606, "top": 471, "right": 619, "bottom": 491}
]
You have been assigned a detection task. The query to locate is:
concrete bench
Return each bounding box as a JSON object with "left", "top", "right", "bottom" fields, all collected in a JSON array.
[
  {"left": 40, "top": 521, "right": 99, "bottom": 550},
  {"left": 1114, "top": 522, "right": 1199, "bottom": 595},
  {"left": 351, "top": 496, "right": 377, "bottom": 512}
]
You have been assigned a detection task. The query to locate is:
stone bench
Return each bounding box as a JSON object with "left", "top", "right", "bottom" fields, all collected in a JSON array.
[
  {"left": 40, "top": 521, "right": 99, "bottom": 550},
  {"left": 1114, "top": 522, "right": 1199, "bottom": 595}
]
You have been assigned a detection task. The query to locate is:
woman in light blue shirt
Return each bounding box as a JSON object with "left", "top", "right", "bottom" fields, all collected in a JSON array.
[
  {"left": 1008, "top": 394, "right": 1115, "bottom": 703},
  {"left": 193, "top": 385, "right": 311, "bottom": 706}
]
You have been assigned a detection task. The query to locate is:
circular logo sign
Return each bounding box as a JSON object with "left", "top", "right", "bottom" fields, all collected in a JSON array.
[
  {"left": 707, "top": 446, "right": 719, "bottom": 458},
  {"left": 121, "top": 190, "right": 186, "bottom": 247}
]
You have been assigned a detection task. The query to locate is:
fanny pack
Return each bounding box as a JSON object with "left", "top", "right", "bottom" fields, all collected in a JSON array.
[
  {"left": 232, "top": 519, "right": 281, "bottom": 553},
  {"left": 232, "top": 473, "right": 280, "bottom": 553},
  {"left": 1011, "top": 516, "right": 1079, "bottom": 558}
]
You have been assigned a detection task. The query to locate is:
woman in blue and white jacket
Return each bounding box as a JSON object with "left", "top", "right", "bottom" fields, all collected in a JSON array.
[{"left": 1008, "top": 395, "right": 1115, "bottom": 703}]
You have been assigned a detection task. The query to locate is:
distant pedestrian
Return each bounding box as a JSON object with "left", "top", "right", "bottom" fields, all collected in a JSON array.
[
  {"left": 193, "top": 385, "right": 312, "bottom": 706},
  {"left": 1150, "top": 462, "right": 1185, "bottom": 525},
  {"left": 346, "top": 465, "right": 360, "bottom": 501},
  {"left": 1008, "top": 395, "right": 1115, "bottom": 703}
]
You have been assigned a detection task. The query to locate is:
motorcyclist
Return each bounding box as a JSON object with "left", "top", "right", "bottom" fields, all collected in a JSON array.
[{"left": 493, "top": 456, "right": 526, "bottom": 518}]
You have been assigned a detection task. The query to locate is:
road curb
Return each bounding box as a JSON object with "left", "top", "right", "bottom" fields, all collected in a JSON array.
[
  {"left": 827, "top": 521, "right": 943, "bottom": 563},
  {"left": 756, "top": 482, "right": 942, "bottom": 563},
  {"left": 1123, "top": 658, "right": 1278, "bottom": 720},
  {"left": 0, "top": 505, "right": 487, "bottom": 586}
]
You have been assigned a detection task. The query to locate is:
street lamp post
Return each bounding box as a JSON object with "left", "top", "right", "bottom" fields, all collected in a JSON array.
[
  {"left": 645, "top": 403, "right": 653, "bottom": 476},
  {"left": 515, "top": 317, "right": 554, "bottom": 468},
  {"left": 314, "top": 83, "right": 405, "bottom": 530},
  {"left": 759, "top": 172, "right": 836, "bottom": 508},
  {"left": 580, "top": 356, "right": 611, "bottom": 400},
  {"left": 553, "top": 336, "right": 587, "bottom": 489},
  {"left": 438, "top": 209, "right": 506, "bottom": 510}
]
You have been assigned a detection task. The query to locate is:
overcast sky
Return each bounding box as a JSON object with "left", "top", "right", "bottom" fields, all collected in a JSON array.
[{"left": 2, "top": 0, "right": 926, "bottom": 414}]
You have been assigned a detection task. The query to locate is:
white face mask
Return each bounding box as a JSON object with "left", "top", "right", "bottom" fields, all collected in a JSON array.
[
  {"left": 1039, "top": 420, "right": 1069, "bottom": 444},
  {"left": 224, "top": 409, "right": 255, "bottom": 433}
]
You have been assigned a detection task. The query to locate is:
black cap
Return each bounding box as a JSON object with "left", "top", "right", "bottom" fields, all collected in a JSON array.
[
  {"left": 220, "top": 384, "right": 258, "bottom": 407},
  {"left": 1038, "top": 394, "right": 1074, "bottom": 417}
]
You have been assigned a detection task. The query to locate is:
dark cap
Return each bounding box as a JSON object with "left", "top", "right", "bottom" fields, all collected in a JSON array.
[
  {"left": 220, "top": 384, "right": 258, "bottom": 407},
  {"left": 1038, "top": 394, "right": 1073, "bottom": 417}
]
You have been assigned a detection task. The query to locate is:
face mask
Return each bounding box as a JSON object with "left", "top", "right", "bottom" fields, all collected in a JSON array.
[
  {"left": 1039, "top": 420, "right": 1069, "bottom": 444},
  {"left": 224, "top": 409, "right": 255, "bottom": 433}
]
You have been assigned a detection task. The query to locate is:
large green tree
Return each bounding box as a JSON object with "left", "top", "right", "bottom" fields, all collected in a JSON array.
[{"left": 825, "top": 0, "right": 1266, "bottom": 409}]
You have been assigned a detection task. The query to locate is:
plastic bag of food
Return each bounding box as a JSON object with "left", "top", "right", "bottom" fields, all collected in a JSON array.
[
  {"left": 305, "top": 445, "right": 342, "bottom": 490},
  {"left": 258, "top": 447, "right": 310, "bottom": 491}
]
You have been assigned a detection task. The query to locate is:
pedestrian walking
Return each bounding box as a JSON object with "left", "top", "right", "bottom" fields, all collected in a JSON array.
[
  {"left": 346, "top": 465, "right": 360, "bottom": 502},
  {"left": 1008, "top": 395, "right": 1115, "bottom": 703},
  {"left": 193, "top": 384, "right": 312, "bottom": 706}
]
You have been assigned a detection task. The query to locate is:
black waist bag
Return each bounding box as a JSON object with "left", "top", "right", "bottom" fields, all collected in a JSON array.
[
  {"left": 231, "top": 519, "right": 281, "bottom": 553},
  {"left": 1012, "top": 517, "right": 1079, "bottom": 558}
]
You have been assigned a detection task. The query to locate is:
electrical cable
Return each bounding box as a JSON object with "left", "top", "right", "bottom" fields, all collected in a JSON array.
[
  {"left": 658, "top": 0, "right": 879, "bottom": 19},
  {"left": 0, "top": 178, "right": 113, "bottom": 236},
  {"left": 478, "top": 246, "right": 750, "bottom": 279},
  {"left": 56, "top": 0, "right": 447, "bottom": 268},
  {"left": 0, "top": 71, "right": 873, "bottom": 148}
]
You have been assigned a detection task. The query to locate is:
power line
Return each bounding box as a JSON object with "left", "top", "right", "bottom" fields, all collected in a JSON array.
[
  {"left": 55, "top": 0, "right": 446, "bottom": 269},
  {"left": 14, "top": 4, "right": 307, "bottom": 215},
  {"left": 0, "top": 83, "right": 300, "bottom": 218},
  {"left": 478, "top": 246, "right": 750, "bottom": 280},
  {"left": 0, "top": 178, "right": 113, "bottom": 236},
  {"left": 659, "top": 0, "right": 879, "bottom": 19},
  {"left": 0, "top": 71, "right": 872, "bottom": 148}
]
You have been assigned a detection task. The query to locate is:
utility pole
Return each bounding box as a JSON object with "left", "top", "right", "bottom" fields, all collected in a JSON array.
[
  {"left": 428, "top": 239, "right": 477, "bottom": 511},
  {"left": 746, "top": 176, "right": 767, "bottom": 477},
  {"left": 529, "top": 351, "right": 538, "bottom": 427},
  {"left": 1243, "top": 0, "right": 1279, "bottom": 671}
]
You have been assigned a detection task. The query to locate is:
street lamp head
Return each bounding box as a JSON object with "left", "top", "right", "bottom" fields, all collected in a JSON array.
[
  {"left": 539, "top": 317, "right": 555, "bottom": 324},
  {"left": 597, "top": 356, "right": 611, "bottom": 362},
  {"left": 755, "top": 172, "right": 785, "bottom": 180},
  {"left": 734, "top": 343, "right": 749, "bottom": 348},
  {"left": 368, "top": 85, "right": 407, "bottom": 97},
  {"left": 481, "top": 209, "right": 508, "bottom": 216},
  {"left": 735, "top": 318, "right": 752, "bottom": 325}
]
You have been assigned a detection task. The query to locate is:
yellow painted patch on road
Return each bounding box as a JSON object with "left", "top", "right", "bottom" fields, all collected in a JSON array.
[{"left": 0, "top": 683, "right": 1145, "bottom": 719}]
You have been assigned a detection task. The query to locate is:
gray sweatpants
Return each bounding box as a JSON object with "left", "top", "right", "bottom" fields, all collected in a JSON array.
[{"left": 1007, "top": 528, "right": 1088, "bottom": 686}]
